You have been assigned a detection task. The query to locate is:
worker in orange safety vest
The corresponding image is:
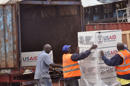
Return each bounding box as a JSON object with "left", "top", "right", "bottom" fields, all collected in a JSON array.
[
  {"left": 62, "top": 44, "right": 97, "bottom": 86},
  {"left": 100, "top": 43, "right": 130, "bottom": 86}
]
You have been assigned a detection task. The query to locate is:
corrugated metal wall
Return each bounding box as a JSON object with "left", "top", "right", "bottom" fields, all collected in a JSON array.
[{"left": 0, "top": 5, "right": 18, "bottom": 68}]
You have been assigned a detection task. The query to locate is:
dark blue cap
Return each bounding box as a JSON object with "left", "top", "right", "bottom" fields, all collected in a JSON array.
[{"left": 62, "top": 45, "right": 71, "bottom": 52}]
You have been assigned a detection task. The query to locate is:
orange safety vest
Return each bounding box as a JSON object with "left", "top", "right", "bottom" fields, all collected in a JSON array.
[
  {"left": 115, "top": 49, "right": 130, "bottom": 75},
  {"left": 62, "top": 54, "right": 81, "bottom": 79}
]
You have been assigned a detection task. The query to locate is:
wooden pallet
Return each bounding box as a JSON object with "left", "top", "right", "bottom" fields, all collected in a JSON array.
[{"left": 122, "top": 30, "right": 130, "bottom": 50}]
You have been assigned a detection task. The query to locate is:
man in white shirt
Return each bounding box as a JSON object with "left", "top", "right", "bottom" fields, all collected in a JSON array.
[{"left": 34, "top": 44, "right": 61, "bottom": 86}]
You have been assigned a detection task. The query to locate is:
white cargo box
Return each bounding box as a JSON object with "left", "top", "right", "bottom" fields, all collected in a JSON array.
[
  {"left": 78, "top": 30, "right": 122, "bottom": 86},
  {"left": 78, "top": 30, "right": 122, "bottom": 48},
  {"left": 79, "top": 47, "right": 120, "bottom": 86}
]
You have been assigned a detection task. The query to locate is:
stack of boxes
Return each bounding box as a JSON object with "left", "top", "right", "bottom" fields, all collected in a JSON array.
[{"left": 78, "top": 30, "right": 122, "bottom": 86}]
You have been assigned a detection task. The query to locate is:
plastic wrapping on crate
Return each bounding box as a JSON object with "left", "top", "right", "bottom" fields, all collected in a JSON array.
[
  {"left": 78, "top": 30, "right": 122, "bottom": 86},
  {"left": 79, "top": 47, "right": 121, "bottom": 86}
]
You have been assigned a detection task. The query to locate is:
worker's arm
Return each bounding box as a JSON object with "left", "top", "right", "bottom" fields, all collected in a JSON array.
[
  {"left": 100, "top": 51, "right": 123, "bottom": 66},
  {"left": 71, "top": 45, "right": 97, "bottom": 61},
  {"left": 44, "top": 54, "right": 62, "bottom": 68},
  {"left": 71, "top": 50, "right": 91, "bottom": 61},
  {"left": 50, "top": 64, "right": 62, "bottom": 68},
  {"left": 49, "top": 64, "right": 62, "bottom": 74}
]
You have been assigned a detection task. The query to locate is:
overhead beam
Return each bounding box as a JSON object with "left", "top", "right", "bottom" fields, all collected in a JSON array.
[{"left": 20, "top": 1, "right": 81, "bottom": 5}]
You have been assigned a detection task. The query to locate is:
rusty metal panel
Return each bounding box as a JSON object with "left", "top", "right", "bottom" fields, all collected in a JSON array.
[
  {"left": 4, "top": 5, "right": 14, "bottom": 68},
  {"left": 0, "top": 6, "right": 6, "bottom": 68},
  {"left": 0, "top": 5, "right": 18, "bottom": 69},
  {"left": 12, "top": 5, "right": 18, "bottom": 67}
]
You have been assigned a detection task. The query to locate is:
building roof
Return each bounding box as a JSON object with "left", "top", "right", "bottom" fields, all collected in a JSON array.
[
  {"left": 81, "top": 0, "right": 103, "bottom": 7},
  {"left": 98, "top": 0, "right": 123, "bottom": 3},
  {"left": 81, "top": 0, "right": 124, "bottom": 7},
  {"left": 0, "top": 0, "right": 9, "bottom": 4},
  {"left": 0, "top": 0, "right": 21, "bottom": 4}
]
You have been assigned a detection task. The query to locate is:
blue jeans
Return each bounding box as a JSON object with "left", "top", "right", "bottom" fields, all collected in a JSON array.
[
  {"left": 64, "top": 79, "right": 79, "bottom": 86},
  {"left": 37, "top": 78, "right": 52, "bottom": 86}
]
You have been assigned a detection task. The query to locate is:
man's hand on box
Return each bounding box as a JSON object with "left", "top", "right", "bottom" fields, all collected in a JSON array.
[
  {"left": 100, "top": 50, "right": 104, "bottom": 57},
  {"left": 90, "top": 44, "right": 97, "bottom": 50}
]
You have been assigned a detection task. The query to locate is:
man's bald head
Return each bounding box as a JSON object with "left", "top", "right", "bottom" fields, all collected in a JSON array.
[
  {"left": 117, "top": 43, "right": 124, "bottom": 51},
  {"left": 43, "top": 44, "right": 52, "bottom": 53}
]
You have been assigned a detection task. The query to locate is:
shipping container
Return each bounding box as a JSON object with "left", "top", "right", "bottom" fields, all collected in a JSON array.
[
  {"left": 0, "top": 0, "right": 82, "bottom": 69},
  {"left": 85, "top": 23, "right": 130, "bottom": 49},
  {"left": 0, "top": 0, "right": 83, "bottom": 85}
]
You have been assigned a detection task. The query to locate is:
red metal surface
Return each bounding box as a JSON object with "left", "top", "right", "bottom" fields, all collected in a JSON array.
[
  {"left": 0, "top": 68, "right": 63, "bottom": 86},
  {"left": 0, "top": 74, "right": 10, "bottom": 83},
  {"left": 86, "top": 23, "right": 130, "bottom": 31},
  {"left": 0, "top": 71, "right": 34, "bottom": 84}
]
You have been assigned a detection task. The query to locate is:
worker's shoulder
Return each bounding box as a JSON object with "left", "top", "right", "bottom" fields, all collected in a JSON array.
[
  {"left": 39, "top": 51, "right": 49, "bottom": 57},
  {"left": 113, "top": 54, "right": 123, "bottom": 60},
  {"left": 42, "top": 52, "right": 49, "bottom": 56}
]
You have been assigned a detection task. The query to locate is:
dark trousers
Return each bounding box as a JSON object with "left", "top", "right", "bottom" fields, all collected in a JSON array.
[
  {"left": 122, "top": 83, "right": 130, "bottom": 86},
  {"left": 64, "top": 79, "right": 79, "bottom": 86}
]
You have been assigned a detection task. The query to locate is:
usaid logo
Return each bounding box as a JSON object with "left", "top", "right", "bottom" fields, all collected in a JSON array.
[
  {"left": 97, "top": 34, "right": 117, "bottom": 44},
  {"left": 23, "top": 56, "right": 37, "bottom": 62},
  {"left": 104, "top": 50, "right": 118, "bottom": 57},
  {"left": 103, "top": 35, "right": 116, "bottom": 42}
]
